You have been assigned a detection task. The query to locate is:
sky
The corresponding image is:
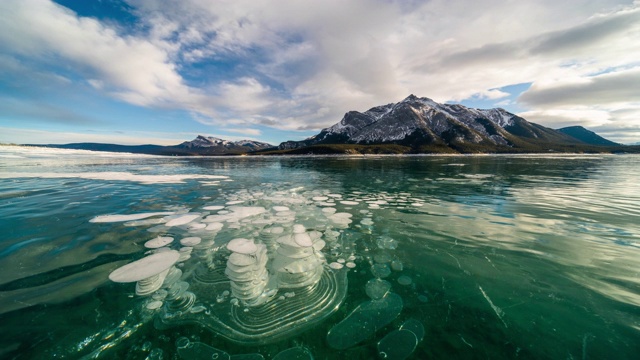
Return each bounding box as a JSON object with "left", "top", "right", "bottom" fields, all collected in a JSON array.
[{"left": 1, "top": 0, "right": 639, "bottom": 145}]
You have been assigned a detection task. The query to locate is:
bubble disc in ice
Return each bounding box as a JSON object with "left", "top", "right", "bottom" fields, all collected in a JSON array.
[
  {"left": 376, "top": 329, "right": 418, "bottom": 360},
  {"left": 144, "top": 236, "right": 174, "bottom": 249},
  {"left": 326, "top": 292, "right": 403, "bottom": 350},
  {"left": 366, "top": 278, "right": 391, "bottom": 300},
  {"left": 180, "top": 237, "right": 202, "bottom": 246},
  {"left": 109, "top": 250, "right": 180, "bottom": 283},
  {"left": 227, "top": 238, "right": 258, "bottom": 254},
  {"left": 399, "top": 318, "right": 425, "bottom": 342},
  {"left": 272, "top": 346, "right": 313, "bottom": 360}
]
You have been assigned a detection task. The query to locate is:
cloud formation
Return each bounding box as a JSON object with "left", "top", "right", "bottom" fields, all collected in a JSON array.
[{"left": 0, "top": 0, "right": 639, "bottom": 143}]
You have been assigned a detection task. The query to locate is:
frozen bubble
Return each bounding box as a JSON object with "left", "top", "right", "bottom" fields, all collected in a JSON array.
[
  {"left": 227, "top": 238, "right": 258, "bottom": 254},
  {"left": 152, "top": 289, "right": 168, "bottom": 300},
  {"left": 365, "top": 278, "right": 392, "bottom": 300},
  {"left": 340, "top": 200, "right": 360, "bottom": 205},
  {"left": 411, "top": 203, "right": 424, "bottom": 207},
  {"left": 327, "top": 194, "right": 342, "bottom": 198},
  {"left": 226, "top": 200, "right": 245, "bottom": 205},
  {"left": 202, "top": 205, "right": 225, "bottom": 211},
  {"left": 368, "top": 204, "right": 380, "bottom": 209},
  {"left": 418, "top": 295, "right": 429, "bottom": 303},
  {"left": 376, "top": 236, "right": 398, "bottom": 250},
  {"left": 294, "top": 233, "right": 313, "bottom": 247},
  {"left": 312, "top": 239, "right": 326, "bottom": 251},
  {"left": 165, "top": 214, "right": 200, "bottom": 227},
  {"left": 144, "top": 236, "right": 174, "bottom": 249},
  {"left": 109, "top": 251, "right": 180, "bottom": 283},
  {"left": 89, "top": 212, "right": 174, "bottom": 223},
  {"left": 374, "top": 253, "right": 392, "bottom": 264},
  {"left": 360, "top": 218, "right": 374, "bottom": 226},
  {"left": 377, "top": 329, "right": 418, "bottom": 360},
  {"left": 346, "top": 262, "right": 356, "bottom": 268},
  {"left": 348, "top": 255, "right": 356, "bottom": 261},
  {"left": 206, "top": 222, "right": 223, "bottom": 231},
  {"left": 272, "top": 346, "right": 313, "bottom": 360},
  {"left": 187, "top": 223, "right": 206, "bottom": 230},
  {"left": 329, "top": 262, "right": 344, "bottom": 270},
  {"left": 177, "top": 341, "right": 230, "bottom": 360},
  {"left": 397, "top": 276, "right": 412, "bottom": 286},
  {"left": 322, "top": 207, "right": 337, "bottom": 214},
  {"left": 337, "top": 258, "right": 345, "bottom": 263},
  {"left": 146, "top": 300, "right": 163, "bottom": 310},
  {"left": 327, "top": 293, "right": 403, "bottom": 350},
  {"left": 124, "top": 218, "right": 167, "bottom": 227},
  {"left": 391, "top": 260, "right": 404, "bottom": 271},
  {"left": 180, "top": 237, "right": 201, "bottom": 246},
  {"left": 371, "top": 263, "right": 392, "bottom": 278},
  {"left": 292, "top": 224, "right": 306, "bottom": 234},
  {"left": 313, "top": 196, "right": 329, "bottom": 201},
  {"left": 400, "top": 318, "right": 425, "bottom": 342},
  {"left": 273, "top": 206, "right": 290, "bottom": 212}
]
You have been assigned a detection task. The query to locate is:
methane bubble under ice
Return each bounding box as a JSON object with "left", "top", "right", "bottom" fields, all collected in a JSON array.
[{"left": 103, "top": 185, "right": 428, "bottom": 346}]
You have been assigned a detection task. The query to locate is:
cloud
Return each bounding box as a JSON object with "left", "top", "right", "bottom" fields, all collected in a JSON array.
[
  {"left": 1, "top": 0, "right": 639, "bottom": 144},
  {"left": 519, "top": 67, "right": 640, "bottom": 107}
]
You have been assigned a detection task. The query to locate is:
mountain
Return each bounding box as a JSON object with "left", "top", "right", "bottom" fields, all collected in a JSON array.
[
  {"left": 557, "top": 126, "right": 620, "bottom": 146},
  {"left": 177, "top": 135, "right": 273, "bottom": 154},
  {"left": 275, "top": 95, "right": 614, "bottom": 154},
  {"left": 32, "top": 135, "right": 274, "bottom": 155}
]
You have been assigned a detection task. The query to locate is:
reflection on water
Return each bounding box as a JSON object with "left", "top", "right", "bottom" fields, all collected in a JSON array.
[{"left": 0, "top": 146, "right": 639, "bottom": 359}]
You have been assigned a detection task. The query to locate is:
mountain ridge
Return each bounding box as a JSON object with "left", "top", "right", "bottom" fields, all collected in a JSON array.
[{"left": 275, "top": 95, "right": 618, "bottom": 154}]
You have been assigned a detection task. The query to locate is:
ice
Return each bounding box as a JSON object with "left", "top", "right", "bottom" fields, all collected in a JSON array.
[
  {"left": 202, "top": 205, "right": 225, "bottom": 211},
  {"left": 340, "top": 200, "right": 360, "bottom": 205},
  {"left": 272, "top": 206, "right": 290, "bottom": 212},
  {"left": 89, "top": 212, "right": 173, "bottom": 223},
  {"left": 272, "top": 346, "right": 313, "bottom": 360},
  {"left": 371, "top": 263, "right": 392, "bottom": 278},
  {"left": 397, "top": 276, "right": 412, "bottom": 286},
  {"left": 144, "top": 236, "right": 174, "bottom": 249},
  {"left": 180, "top": 237, "right": 201, "bottom": 246},
  {"left": 227, "top": 238, "right": 258, "bottom": 255},
  {"left": 326, "top": 293, "right": 403, "bottom": 349},
  {"left": 109, "top": 250, "right": 180, "bottom": 283},
  {"left": 365, "top": 278, "right": 391, "bottom": 300},
  {"left": 206, "top": 222, "right": 223, "bottom": 231},
  {"left": 166, "top": 214, "right": 200, "bottom": 227},
  {"left": 176, "top": 337, "right": 230, "bottom": 360},
  {"left": 377, "top": 236, "right": 398, "bottom": 250},
  {"left": 203, "top": 206, "right": 267, "bottom": 223},
  {"left": 376, "top": 329, "right": 418, "bottom": 360}
]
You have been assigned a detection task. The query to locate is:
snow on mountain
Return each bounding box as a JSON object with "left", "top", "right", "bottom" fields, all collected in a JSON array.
[
  {"left": 279, "top": 94, "right": 577, "bottom": 151},
  {"left": 180, "top": 136, "right": 272, "bottom": 150}
]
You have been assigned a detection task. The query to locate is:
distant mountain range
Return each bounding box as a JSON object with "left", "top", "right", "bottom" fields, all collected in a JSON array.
[
  {"left": 273, "top": 95, "right": 624, "bottom": 154},
  {"left": 26, "top": 95, "right": 636, "bottom": 155},
  {"left": 33, "top": 136, "right": 273, "bottom": 155}
]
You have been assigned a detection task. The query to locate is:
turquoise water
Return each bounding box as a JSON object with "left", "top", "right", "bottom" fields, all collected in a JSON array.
[{"left": 1, "top": 146, "right": 639, "bottom": 359}]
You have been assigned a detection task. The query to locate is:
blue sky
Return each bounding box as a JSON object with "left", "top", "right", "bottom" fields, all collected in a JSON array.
[{"left": 1, "top": 0, "right": 639, "bottom": 145}]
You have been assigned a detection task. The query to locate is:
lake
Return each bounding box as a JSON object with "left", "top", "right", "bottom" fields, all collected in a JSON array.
[{"left": 1, "top": 145, "right": 639, "bottom": 359}]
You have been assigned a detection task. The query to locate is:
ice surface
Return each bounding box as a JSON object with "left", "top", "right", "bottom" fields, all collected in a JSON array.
[
  {"left": 326, "top": 293, "right": 403, "bottom": 349},
  {"left": 2, "top": 171, "right": 229, "bottom": 184},
  {"left": 165, "top": 214, "right": 200, "bottom": 227},
  {"left": 109, "top": 250, "right": 180, "bottom": 282},
  {"left": 89, "top": 212, "right": 174, "bottom": 223}
]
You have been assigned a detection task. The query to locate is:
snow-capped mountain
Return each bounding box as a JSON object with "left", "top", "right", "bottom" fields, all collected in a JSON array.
[
  {"left": 279, "top": 95, "right": 584, "bottom": 152},
  {"left": 179, "top": 135, "right": 273, "bottom": 153}
]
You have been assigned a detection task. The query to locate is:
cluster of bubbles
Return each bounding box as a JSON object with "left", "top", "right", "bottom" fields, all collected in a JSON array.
[{"left": 100, "top": 183, "right": 427, "bottom": 355}]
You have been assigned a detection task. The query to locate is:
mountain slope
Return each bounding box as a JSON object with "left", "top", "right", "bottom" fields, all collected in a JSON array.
[
  {"left": 557, "top": 126, "right": 620, "bottom": 146},
  {"left": 278, "top": 95, "right": 586, "bottom": 153}
]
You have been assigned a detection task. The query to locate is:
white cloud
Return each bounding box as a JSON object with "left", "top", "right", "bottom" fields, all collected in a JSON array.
[{"left": 1, "top": 0, "right": 639, "bottom": 143}]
